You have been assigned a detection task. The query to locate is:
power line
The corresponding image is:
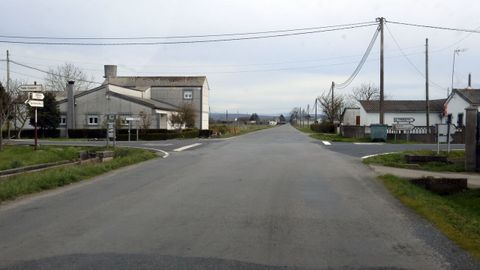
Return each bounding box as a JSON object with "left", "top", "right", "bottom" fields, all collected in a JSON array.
[
  {"left": 385, "top": 24, "right": 447, "bottom": 90},
  {"left": 336, "top": 26, "right": 380, "bottom": 89},
  {"left": 387, "top": 20, "right": 480, "bottom": 34},
  {"left": 0, "top": 21, "right": 376, "bottom": 40},
  {"left": 0, "top": 23, "right": 378, "bottom": 46},
  {"left": 9, "top": 60, "right": 102, "bottom": 84}
]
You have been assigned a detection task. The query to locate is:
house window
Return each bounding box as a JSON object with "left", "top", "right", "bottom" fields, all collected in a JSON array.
[
  {"left": 60, "top": 115, "right": 67, "bottom": 126},
  {"left": 183, "top": 89, "right": 193, "bottom": 100},
  {"left": 87, "top": 115, "right": 99, "bottom": 126},
  {"left": 457, "top": 113, "right": 464, "bottom": 127}
]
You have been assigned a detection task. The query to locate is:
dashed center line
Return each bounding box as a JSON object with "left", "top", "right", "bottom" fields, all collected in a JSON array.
[
  {"left": 322, "top": 141, "right": 331, "bottom": 145},
  {"left": 173, "top": 143, "right": 202, "bottom": 152}
]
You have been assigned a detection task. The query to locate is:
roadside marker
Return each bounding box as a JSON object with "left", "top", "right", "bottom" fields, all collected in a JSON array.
[
  {"left": 322, "top": 141, "right": 331, "bottom": 145},
  {"left": 173, "top": 143, "right": 202, "bottom": 152}
]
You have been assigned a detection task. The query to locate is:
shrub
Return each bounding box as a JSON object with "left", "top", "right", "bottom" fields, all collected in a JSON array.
[{"left": 310, "top": 122, "right": 335, "bottom": 133}]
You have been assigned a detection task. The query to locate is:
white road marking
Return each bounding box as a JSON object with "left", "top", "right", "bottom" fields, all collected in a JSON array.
[
  {"left": 142, "top": 143, "right": 173, "bottom": 146},
  {"left": 173, "top": 143, "right": 202, "bottom": 152},
  {"left": 354, "top": 142, "right": 385, "bottom": 145},
  {"left": 322, "top": 141, "right": 331, "bottom": 145},
  {"left": 361, "top": 152, "right": 396, "bottom": 160}
]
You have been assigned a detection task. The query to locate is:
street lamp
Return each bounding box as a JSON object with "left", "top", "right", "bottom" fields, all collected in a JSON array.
[{"left": 450, "top": 48, "right": 467, "bottom": 95}]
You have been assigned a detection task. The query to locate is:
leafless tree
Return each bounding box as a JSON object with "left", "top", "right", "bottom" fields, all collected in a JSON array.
[
  {"left": 44, "top": 63, "right": 94, "bottom": 92},
  {"left": 138, "top": 110, "right": 151, "bottom": 130},
  {"left": 351, "top": 83, "right": 381, "bottom": 101},
  {"left": 317, "top": 91, "right": 352, "bottom": 123},
  {"left": 169, "top": 103, "right": 196, "bottom": 130},
  {"left": 7, "top": 79, "right": 29, "bottom": 139},
  {"left": 0, "top": 83, "right": 12, "bottom": 150}
]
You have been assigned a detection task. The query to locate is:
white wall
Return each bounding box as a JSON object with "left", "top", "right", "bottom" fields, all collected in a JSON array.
[
  {"left": 445, "top": 93, "right": 472, "bottom": 126},
  {"left": 342, "top": 108, "right": 360, "bottom": 125},
  {"left": 358, "top": 108, "right": 442, "bottom": 126}
]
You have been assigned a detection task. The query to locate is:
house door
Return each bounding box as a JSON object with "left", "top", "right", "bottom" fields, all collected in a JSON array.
[{"left": 356, "top": 116, "right": 361, "bottom": 126}]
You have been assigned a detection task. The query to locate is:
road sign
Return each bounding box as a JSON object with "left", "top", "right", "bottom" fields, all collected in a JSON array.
[
  {"left": 394, "top": 117, "right": 415, "bottom": 123},
  {"left": 19, "top": 84, "right": 43, "bottom": 92},
  {"left": 125, "top": 117, "right": 140, "bottom": 121},
  {"left": 27, "top": 100, "right": 44, "bottom": 107},
  {"left": 437, "top": 124, "right": 456, "bottom": 135},
  {"left": 393, "top": 123, "right": 414, "bottom": 131},
  {"left": 30, "top": 92, "right": 44, "bottom": 100}
]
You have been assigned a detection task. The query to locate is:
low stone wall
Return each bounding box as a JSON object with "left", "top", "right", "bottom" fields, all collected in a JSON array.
[{"left": 410, "top": 177, "right": 467, "bottom": 195}]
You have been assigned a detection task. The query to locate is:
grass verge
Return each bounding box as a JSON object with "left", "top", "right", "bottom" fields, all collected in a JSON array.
[
  {"left": 0, "top": 147, "right": 157, "bottom": 202},
  {"left": 380, "top": 174, "right": 480, "bottom": 259},
  {"left": 363, "top": 150, "right": 465, "bottom": 172},
  {"left": 0, "top": 145, "right": 102, "bottom": 171},
  {"left": 294, "top": 125, "right": 370, "bottom": 142}
]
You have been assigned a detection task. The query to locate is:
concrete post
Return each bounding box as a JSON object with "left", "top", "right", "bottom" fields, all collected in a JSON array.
[
  {"left": 465, "top": 106, "right": 477, "bottom": 172},
  {"left": 66, "top": 81, "right": 75, "bottom": 137}
]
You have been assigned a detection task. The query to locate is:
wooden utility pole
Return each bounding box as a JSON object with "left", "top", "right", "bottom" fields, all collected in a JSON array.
[
  {"left": 378, "top": 17, "right": 385, "bottom": 124},
  {"left": 331, "top": 81, "right": 335, "bottom": 122},
  {"left": 6, "top": 50, "right": 10, "bottom": 94},
  {"left": 425, "top": 38, "right": 430, "bottom": 135}
]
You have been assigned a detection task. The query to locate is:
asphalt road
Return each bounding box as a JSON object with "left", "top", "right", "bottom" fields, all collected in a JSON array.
[{"left": 0, "top": 125, "right": 478, "bottom": 269}]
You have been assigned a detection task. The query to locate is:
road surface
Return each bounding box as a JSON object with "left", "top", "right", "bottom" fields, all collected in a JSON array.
[{"left": 0, "top": 125, "right": 477, "bottom": 269}]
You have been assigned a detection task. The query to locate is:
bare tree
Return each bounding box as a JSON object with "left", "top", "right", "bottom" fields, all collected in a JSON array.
[
  {"left": 169, "top": 103, "right": 196, "bottom": 130},
  {"left": 0, "top": 83, "right": 12, "bottom": 150},
  {"left": 351, "top": 83, "right": 380, "bottom": 101},
  {"left": 138, "top": 110, "right": 151, "bottom": 130},
  {"left": 7, "top": 79, "right": 29, "bottom": 138},
  {"left": 317, "top": 91, "right": 352, "bottom": 123},
  {"left": 44, "top": 63, "right": 94, "bottom": 92}
]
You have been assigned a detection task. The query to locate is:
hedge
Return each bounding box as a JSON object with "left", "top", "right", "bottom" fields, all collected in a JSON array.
[{"left": 310, "top": 122, "right": 335, "bottom": 133}]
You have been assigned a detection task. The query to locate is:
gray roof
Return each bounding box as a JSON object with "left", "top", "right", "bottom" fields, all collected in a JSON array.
[
  {"left": 56, "top": 84, "right": 178, "bottom": 111},
  {"left": 453, "top": 88, "right": 480, "bottom": 105},
  {"left": 359, "top": 99, "right": 446, "bottom": 113},
  {"left": 107, "top": 91, "right": 178, "bottom": 111},
  {"left": 104, "top": 76, "right": 207, "bottom": 90}
]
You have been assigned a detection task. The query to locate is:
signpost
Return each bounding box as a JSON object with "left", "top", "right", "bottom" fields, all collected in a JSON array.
[
  {"left": 21, "top": 84, "right": 44, "bottom": 150},
  {"left": 436, "top": 123, "right": 456, "bottom": 154},
  {"left": 125, "top": 117, "right": 140, "bottom": 141},
  {"left": 19, "top": 84, "right": 43, "bottom": 92},
  {"left": 393, "top": 118, "right": 415, "bottom": 142}
]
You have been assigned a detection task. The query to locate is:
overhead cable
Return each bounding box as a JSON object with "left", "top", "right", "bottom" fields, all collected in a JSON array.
[
  {"left": 0, "top": 23, "right": 378, "bottom": 46},
  {"left": 0, "top": 21, "right": 376, "bottom": 40},
  {"left": 385, "top": 24, "right": 447, "bottom": 90},
  {"left": 10, "top": 60, "right": 102, "bottom": 84},
  {"left": 335, "top": 26, "right": 380, "bottom": 89},
  {"left": 387, "top": 20, "right": 480, "bottom": 34}
]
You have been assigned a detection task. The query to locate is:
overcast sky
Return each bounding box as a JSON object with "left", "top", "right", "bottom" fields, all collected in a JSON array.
[{"left": 1, "top": 0, "right": 479, "bottom": 115}]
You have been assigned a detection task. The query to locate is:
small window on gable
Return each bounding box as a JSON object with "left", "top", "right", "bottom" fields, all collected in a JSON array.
[
  {"left": 87, "top": 115, "right": 99, "bottom": 126},
  {"left": 183, "top": 89, "right": 193, "bottom": 100},
  {"left": 60, "top": 115, "right": 67, "bottom": 126},
  {"left": 457, "top": 113, "right": 464, "bottom": 127}
]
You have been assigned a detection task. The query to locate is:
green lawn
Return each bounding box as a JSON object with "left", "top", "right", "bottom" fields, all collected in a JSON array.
[
  {"left": 380, "top": 174, "right": 480, "bottom": 259},
  {"left": 294, "top": 125, "right": 370, "bottom": 142},
  {"left": 363, "top": 150, "right": 465, "bottom": 172},
  {"left": 0, "top": 147, "right": 157, "bottom": 202},
  {"left": 0, "top": 145, "right": 100, "bottom": 171}
]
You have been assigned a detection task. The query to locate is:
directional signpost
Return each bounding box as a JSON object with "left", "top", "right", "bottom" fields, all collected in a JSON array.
[
  {"left": 19, "top": 84, "right": 43, "bottom": 92},
  {"left": 126, "top": 117, "right": 141, "bottom": 141},
  {"left": 393, "top": 117, "right": 415, "bottom": 142},
  {"left": 436, "top": 123, "right": 456, "bottom": 154},
  {"left": 21, "top": 84, "right": 44, "bottom": 150}
]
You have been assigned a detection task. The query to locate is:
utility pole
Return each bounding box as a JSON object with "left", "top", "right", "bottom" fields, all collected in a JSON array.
[
  {"left": 307, "top": 104, "right": 310, "bottom": 126},
  {"left": 6, "top": 50, "right": 10, "bottom": 94},
  {"left": 314, "top": 98, "right": 318, "bottom": 123},
  {"left": 331, "top": 81, "right": 335, "bottom": 123},
  {"left": 425, "top": 38, "right": 430, "bottom": 135},
  {"left": 378, "top": 17, "right": 385, "bottom": 124}
]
